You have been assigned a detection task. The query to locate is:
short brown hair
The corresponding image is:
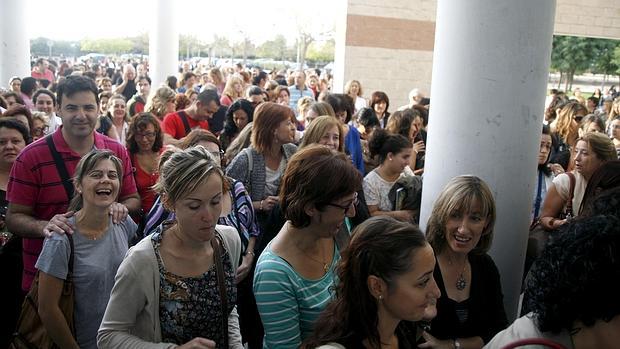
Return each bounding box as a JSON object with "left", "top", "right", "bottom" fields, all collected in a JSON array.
[
  {"left": 179, "top": 129, "right": 221, "bottom": 151},
  {"left": 577, "top": 132, "right": 616, "bottom": 162},
  {"left": 426, "top": 175, "right": 496, "bottom": 255},
  {"left": 299, "top": 115, "right": 344, "bottom": 153},
  {"left": 251, "top": 102, "right": 295, "bottom": 153},
  {"left": 280, "top": 145, "right": 362, "bottom": 228}
]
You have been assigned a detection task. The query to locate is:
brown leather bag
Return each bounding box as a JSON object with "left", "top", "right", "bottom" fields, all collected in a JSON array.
[{"left": 9, "top": 234, "right": 75, "bottom": 349}]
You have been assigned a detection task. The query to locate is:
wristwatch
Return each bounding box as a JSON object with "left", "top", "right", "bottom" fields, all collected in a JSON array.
[{"left": 453, "top": 339, "right": 462, "bottom": 349}]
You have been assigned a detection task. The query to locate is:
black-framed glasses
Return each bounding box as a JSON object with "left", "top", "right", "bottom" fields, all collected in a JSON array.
[
  {"left": 326, "top": 192, "right": 358, "bottom": 214},
  {"left": 135, "top": 132, "right": 157, "bottom": 139}
]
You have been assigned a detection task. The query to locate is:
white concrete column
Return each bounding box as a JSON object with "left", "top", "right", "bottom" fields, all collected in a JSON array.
[
  {"left": 0, "top": 0, "right": 31, "bottom": 88},
  {"left": 419, "top": 0, "right": 556, "bottom": 320},
  {"left": 149, "top": 0, "right": 179, "bottom": 89},
  {"left": 332, "top": 0, "right": 349, "bottom": 93}
]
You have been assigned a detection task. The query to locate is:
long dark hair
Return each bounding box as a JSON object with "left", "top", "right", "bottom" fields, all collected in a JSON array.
[
  {"left": 302, "top": 216, "right": 428, "bottom": 349},
  {"left": 538, "top": 124, "right": 552, "bottom": 176}
]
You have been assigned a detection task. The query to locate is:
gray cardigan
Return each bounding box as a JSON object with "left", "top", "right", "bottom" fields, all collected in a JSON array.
[
  {"left": 97, "top": 225, "right": 243, "bottom": 349},
  {"left": 225, "top": 144, "right": 298, "bottom": 201}
]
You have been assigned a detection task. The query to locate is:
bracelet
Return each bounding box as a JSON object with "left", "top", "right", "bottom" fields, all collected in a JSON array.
[
  {"left": 259, "top": 200, "right": 264, "bottom": 211},
  {"left": 245, "top": 251, "right": 255, "bottom": 257}
]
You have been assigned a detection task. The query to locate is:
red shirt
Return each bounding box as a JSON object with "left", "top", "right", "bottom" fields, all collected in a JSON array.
[
  {"left": 7, "top": 128, "right": 138, "bottom": 291},
  {"left": 131, "top": 153, "right": 159, "bottom": 215},
  {"left": 31, "top": 68, "right": 54, "bottom": 84},
  {"left": 162, "top": 110, "right": 209, "bottom": 140}
]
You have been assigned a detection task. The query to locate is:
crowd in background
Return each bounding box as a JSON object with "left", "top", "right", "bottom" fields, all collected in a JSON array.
[{"left": 0, "top": 55, "right": 618, "bottom": 349}]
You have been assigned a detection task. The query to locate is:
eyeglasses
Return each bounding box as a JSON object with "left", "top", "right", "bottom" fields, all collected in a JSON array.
[
  {"left": 326, "top": 192, "right": 358, "bottom": 215},
  {"left": 33, "top": 126, "right": 49, "bottom": 135},
  {"left": 135, "top": 132, "right": 157, "bottom": 139}
]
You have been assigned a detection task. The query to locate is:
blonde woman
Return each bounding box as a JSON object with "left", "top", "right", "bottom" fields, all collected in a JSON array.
[
  {"left": 220, "top": 76, "right": 244, "bottom": 107},
  {"left": 344, "top": 80, "right": 367, "bottom": 113},
  {"left": 550, "top": 101, "right": 588, "bottom": 170},
  {"left": 423, "top": 175, "right": 507, "bottom": 348},
  {"left": 98, "top": 146, "right": 243, "bottom": 349},
  {"left": 145, "top": 85, "right": 177, "bottom": 121}
]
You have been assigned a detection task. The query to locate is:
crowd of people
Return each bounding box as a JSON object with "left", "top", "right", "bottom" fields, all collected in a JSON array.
[{"left": 0, "top": 55, "right": 618, "bottom": 349}]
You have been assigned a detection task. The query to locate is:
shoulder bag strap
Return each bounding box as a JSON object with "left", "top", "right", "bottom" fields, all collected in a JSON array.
[
  {"left": 533, "top": 171, "right": 544, "bottom": 220},
  {"left": 243, "top": 148, "right": 253, "bottom": 195},
  {"left": 45, "top": 135, "right": 74, "bottom": 201},
  {"left": 212, "top": 232, "right": 229, "bottom": 349},
  {"left": 565, "top": 172, "right": 576, "bottom": 218},
  {"left": 178, "top": 111, "right": 192, "bottom": 135}
]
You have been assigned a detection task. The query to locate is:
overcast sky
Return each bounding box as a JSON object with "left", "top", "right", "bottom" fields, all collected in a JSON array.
[{"left": 27, "top": 0, "right": 337, "bottom": 44}]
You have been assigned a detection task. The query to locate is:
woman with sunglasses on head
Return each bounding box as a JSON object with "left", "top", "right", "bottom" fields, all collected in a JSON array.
[
  {"left": 253, "top": 145, "right": 362, "bottom": 348},
  {"left": 549, "top": 101, "right": 588, "bottom": 170}
]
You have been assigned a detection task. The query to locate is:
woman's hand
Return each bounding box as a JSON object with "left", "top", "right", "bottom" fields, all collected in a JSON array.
[
  {"left": 109, "top": 202, "right": 129, "bottom": 224},
  {"left": 261, "top": 196, "right": 279, "bottom": 212},
  {"left": 235, "top": 252, "right": 254, "bottom": 284},
  {"left": 548, "top": 163, "right": 564, "bottom": 176},
  {"left": 419, "top": 332, "right": 454, "bottom": 349},
  {"left": 43, "top": 211, "right": 75, "bottom": 237},
  {"left": 413, "top": 140, "right": 426, "bottom": 154},
  {"left": 177, "top": 337, "right": 216, "bottom": 349}
]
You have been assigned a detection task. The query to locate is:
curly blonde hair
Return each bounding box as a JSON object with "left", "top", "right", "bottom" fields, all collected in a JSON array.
[
  {"left": 555, "top": 102, "right": 587, "bottom": 147},
  {"left": 145, "top": 85, "right": 176, "bottom": 119}
]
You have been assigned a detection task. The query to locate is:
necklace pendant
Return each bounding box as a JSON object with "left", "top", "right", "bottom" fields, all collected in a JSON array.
[
  {"left": 456, "top": 274, "right": 467, "bottom": 290},
  {"left": 323, "top": 264, "right": 329, "bottom": 273}
]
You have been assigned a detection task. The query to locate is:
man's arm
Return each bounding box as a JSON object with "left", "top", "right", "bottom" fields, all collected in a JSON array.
[
  {"left": 6, "top": 203, "right": 48, "bottom": 238},
  {"left": 120, "top": 194, "right": 141, "bottom": 216}
]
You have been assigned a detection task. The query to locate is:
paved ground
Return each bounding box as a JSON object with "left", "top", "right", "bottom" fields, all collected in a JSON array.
[{"left": 547, "top": 72, "right": 620, "bottom": 94}]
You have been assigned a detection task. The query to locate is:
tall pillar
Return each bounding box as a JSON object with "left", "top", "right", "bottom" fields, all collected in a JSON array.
[
  {"left": 149, "top": 0, "right": 179, "bottom": 89},
  {"left": 419, "top": 0, "right": 556, "bottom": 320},
  {"left": 0, "top": 0, "right": 31, "bottom": 88}
]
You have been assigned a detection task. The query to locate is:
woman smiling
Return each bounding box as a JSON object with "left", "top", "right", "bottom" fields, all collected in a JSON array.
[{"left": 37, "top": 150, "right": 137, "bottom": 349}]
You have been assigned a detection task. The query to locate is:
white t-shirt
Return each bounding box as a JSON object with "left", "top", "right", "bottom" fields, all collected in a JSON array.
[
  {"left": 551, "top": 171, "right": 587, "bottom": 215},
  {"left": 363, "top": 169, "right": 397, "bottom": 211},
  {"left": 264, "top": 157, "right": 286, "bottom": 197}
]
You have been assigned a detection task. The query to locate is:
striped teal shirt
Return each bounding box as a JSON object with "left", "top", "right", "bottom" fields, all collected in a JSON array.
[{"left": 253, "top": 242, "right": 339, "bottom": 349}]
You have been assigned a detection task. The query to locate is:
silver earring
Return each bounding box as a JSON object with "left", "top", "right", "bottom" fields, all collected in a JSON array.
[{"left": 378, "top": 295, "right": 383, "bottom": 300}]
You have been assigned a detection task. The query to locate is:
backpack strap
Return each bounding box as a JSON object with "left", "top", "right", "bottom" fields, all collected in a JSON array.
[
  {"left": 177, "top": 111, "right": 192, "bottom": 136},
  {"left": 45, "top": 135, "right": 74, "bottom": 201}
]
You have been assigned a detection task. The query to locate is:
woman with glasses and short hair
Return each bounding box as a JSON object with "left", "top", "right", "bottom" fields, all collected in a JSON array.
[
  {"left": 253, "top": 145, "right": 362, "bottom": 348},
  {"left": 126, "top": 113, "right": 164, "bottom": 220}
]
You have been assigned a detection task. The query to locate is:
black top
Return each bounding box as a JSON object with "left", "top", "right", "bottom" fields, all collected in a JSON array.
[
  {"left": 336, "top": 321, "right": 422, "bottom": 349},
  {"left": 429, "top": 253, "right": 508, "bottom": 344}
]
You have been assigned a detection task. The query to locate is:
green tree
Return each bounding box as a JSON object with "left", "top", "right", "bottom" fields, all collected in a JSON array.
[
  {"left": 590, "top": 38, "right": 620, "bottom": 85},
  {"left": 306, "top": 39, "right": 335, "bottom": 63},
  {"left": 211, "top": 35, "right": 231, "bottom": 59},
  {"left": 80, "top": 38, "right": 132, "bottom": 54},
  {"left": 551, "top": 35, "right": 596, "bottom": 91},
  {"left": 256, "top": 35, "right": 289, "bottom": 62}
]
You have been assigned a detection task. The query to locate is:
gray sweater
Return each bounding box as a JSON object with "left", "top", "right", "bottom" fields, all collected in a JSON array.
[
  {"left": 225, "top": 144, "right": 298, "bottom": 201},
  {"left": 97, "top": 225, "right": 243, "bottom": 349}
]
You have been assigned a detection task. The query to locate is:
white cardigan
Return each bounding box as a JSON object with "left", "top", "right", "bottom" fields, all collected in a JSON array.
[{"left": 97, "top": 225, "right": 243, "bottom": 349}]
